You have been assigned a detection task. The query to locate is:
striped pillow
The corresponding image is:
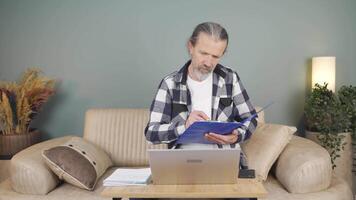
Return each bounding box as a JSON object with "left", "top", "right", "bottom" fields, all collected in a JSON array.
[{"left": 42, "top": 137, "right": 112, "bottom": 190}]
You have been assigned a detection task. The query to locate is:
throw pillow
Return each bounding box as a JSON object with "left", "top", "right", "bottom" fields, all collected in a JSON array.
[
  {"left": 274, "top": 136, "right": 332, "bottom": 193},
  {"left": 10, "top": 136, "right": 73, "bottom": 195},
  {"left": 241, "top": 123, "right": 296, "bottom": 181},
  {"left": 42, "top": 137, "right": 112, "bottom": 190}
]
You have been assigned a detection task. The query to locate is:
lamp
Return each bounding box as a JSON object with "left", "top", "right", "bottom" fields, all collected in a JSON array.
[{"left": 312, "top": 56, "right": 336, "bottom": 92}]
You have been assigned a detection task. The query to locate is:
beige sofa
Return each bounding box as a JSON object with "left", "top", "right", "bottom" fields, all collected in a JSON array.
[{"left": 0, "top": 108, "right": 353, "bottom": 200}]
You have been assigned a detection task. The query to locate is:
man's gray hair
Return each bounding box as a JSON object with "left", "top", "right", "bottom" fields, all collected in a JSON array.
[{"left": 189, "top": 22, "right": 229, "bottom": 49}]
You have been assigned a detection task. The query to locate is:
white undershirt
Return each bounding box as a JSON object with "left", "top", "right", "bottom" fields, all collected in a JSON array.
[
  {"left": 187, "top": 73, "right": 213, "bottom": 119},
  {"left": 182, "top": 73, "right": 215, "bottom": 149}
]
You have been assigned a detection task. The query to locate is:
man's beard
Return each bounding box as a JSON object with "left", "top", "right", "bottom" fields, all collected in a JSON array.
[{"left": 192, "top": 65, "right": 213, "bottom": 81}]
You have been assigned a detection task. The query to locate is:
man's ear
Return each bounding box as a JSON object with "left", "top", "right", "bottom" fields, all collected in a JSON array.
[{"left": 187, "top": 41, "right": 193, "bottom": 55}]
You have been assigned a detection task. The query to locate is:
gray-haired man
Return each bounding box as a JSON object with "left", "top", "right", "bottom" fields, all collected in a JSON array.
[{"left": 143, "top": 22, "right": 258, "bottom": 200}]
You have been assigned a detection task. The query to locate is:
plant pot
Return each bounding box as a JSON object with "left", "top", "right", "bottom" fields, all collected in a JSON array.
[
  {"left": 305, "top": 131, "right": 353, "bottom": 192},
  {"left": 0, "top": 130, "right": 41, "bottom": 158}
]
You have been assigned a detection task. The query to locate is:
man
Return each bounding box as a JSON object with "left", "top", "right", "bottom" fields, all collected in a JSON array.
[
  {"left": 145, "top": 22, "right": 257, "bottom": 154},
  {"left": 143, "top": 22, "right": 258, "bottom": 200}
]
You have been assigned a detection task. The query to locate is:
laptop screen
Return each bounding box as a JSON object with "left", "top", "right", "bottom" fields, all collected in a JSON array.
[{"left": 148, "top": 148, "right": 240, "bottom": 185}]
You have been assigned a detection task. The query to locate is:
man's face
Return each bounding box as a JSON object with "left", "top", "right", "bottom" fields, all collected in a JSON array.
[{"left": 188, "top": 33, "right": 227, "bottom": 81}]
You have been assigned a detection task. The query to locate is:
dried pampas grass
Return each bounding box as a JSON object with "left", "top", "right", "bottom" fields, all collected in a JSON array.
[{"left": 0, "top": 68, "right": 56, "bottom": 135}]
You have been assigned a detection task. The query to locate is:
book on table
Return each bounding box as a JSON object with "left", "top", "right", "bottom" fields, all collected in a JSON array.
[{"left": 103, "top": 168, "right": 151, "bottom": 186}]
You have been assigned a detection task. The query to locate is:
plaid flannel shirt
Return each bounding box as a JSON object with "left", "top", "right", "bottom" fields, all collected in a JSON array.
[{"left": 145, "top": 60, "right": 257, "bottom": 168}]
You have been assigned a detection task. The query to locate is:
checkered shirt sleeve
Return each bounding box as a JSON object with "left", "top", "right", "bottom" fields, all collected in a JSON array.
[
  {"left": 232, "top": 72, "right": 257, "bottom": 143},
  {"left": 144, "top": 78, "right": 186, "bottom": 144}
]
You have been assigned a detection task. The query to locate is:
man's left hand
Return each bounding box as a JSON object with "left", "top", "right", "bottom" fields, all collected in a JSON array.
[{"left": 204, "top": 129, "right": 239, "bottom": 145}]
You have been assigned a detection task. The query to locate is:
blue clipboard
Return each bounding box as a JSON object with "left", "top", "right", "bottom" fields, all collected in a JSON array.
[{"left": 176, "top": 102, "right": 273, "bottom": 145}]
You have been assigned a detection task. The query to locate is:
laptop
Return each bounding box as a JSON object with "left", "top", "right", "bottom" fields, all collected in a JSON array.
[{"left": 148, "top": 148, "right": 240, "bottom": 185}]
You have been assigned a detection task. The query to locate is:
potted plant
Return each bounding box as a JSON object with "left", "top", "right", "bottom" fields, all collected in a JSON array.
[
  {"left": 338, "top": 85, "right": 356, "bottom": 136},
  {"left": 304, "top": 83, "right": 353, "bottom": 190},
  {"left": 304, "top": 83, "right": 351, "bottom": 169},
  {"left": 0, "top": 68, "right": 55, "bottom": 158}
]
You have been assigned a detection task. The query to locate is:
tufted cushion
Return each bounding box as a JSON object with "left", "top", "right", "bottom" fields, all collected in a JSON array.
[
  {"left": 274, "top": 135, "right": 332, "bottom": 193},
  {"left": 82, "top": 109, "right": 167, "bottom": 167},
  {"left": 241, "top": 123, "right": 296, "bottom": 181},
  {"left": 42, "top": 137, "right": 112, "bottom": 190}
]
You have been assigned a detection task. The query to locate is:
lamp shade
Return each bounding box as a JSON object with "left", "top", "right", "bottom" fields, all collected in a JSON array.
[{"left": 312, "top": 56, "right": 336, "bottom": 92}]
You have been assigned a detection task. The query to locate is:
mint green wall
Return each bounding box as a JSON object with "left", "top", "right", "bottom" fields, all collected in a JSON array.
[{"left": 1, "top": 0, "right": 355, "bottom": 139}]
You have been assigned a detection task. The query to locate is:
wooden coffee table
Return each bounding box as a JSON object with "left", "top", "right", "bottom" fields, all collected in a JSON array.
[{"left": 101, "top": 178, "right": 267, "bottom": 199}]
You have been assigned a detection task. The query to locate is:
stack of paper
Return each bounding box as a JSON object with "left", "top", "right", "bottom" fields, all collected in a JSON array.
[{"left": 103, "top": 168, "right": 151, "bottom": 186}]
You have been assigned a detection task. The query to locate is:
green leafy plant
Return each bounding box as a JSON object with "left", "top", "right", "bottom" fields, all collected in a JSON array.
[
  {"left": 338, "top": 85, "right": 356, "bottom": 136},
  {"left": 304, "top": 83, "right": 351, "bottom": 169},
  {"left": 0, "top": 68, "right": 55, "bottom": 135}
]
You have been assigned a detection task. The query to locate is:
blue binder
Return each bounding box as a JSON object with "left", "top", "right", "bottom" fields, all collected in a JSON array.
[{"left": 176, "top": 103, "right": 273, "bottom": 145}]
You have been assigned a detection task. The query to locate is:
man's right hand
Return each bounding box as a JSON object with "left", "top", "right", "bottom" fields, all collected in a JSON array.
[{"left": 185, "top": 111, "right": 210, "bottom": 128}]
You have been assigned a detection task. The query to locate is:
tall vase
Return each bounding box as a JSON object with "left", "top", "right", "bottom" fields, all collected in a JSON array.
[{"left": 306, "top": 131, "right": 353, "bottom": 192}]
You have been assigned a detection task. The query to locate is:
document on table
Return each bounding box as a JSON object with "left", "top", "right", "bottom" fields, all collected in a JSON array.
[{"left": 103, "top": 168, "right": 151, "bottom": 186}]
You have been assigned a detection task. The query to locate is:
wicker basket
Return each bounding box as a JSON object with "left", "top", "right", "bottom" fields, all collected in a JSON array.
[{"left": 0, "top": 130, "right": 41, "bottom": 158}]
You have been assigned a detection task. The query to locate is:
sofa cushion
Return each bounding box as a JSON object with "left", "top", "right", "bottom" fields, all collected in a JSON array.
[
  {"left": 10, "top": 136, "right": 73, "bottom": 195},
  {"left": 42, "top": 137, "right": 112, "bottom": 190},
  {"left": 274, "top": 135, "right": 332, "bottom": 193},
  {"left": 261, "top": 174, "right": 352, "bottom": 200},
  {"left": 2, "top": 168, "right": 352, "bottom": 200},
  {"left": 241, "top": 123, "right": 296, "bottom": 181},
  {"left": 1, "top": 168, "right": 117, "bottom": 200}
]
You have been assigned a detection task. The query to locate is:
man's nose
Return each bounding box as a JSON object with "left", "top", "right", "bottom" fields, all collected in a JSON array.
[{"left": 203, "top": 56, "right": 213, "bottom": 67}]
